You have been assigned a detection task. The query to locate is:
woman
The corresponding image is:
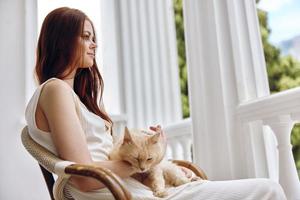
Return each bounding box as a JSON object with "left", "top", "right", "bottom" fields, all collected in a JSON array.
[{"left": 25, "top": 7, "right": 286, "bottom": 200}]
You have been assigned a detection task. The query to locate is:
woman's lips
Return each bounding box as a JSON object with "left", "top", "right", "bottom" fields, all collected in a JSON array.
[{"left": 87, "top": 53, "right": 95, "bottom": 58}]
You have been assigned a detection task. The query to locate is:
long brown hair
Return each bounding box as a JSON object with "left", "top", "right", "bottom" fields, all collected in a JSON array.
[{"left": 35, "top": 7, "right": 112, "bottom": 129}]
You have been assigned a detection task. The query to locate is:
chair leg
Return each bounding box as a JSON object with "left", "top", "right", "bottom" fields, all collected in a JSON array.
[{"left": 39, "top": 164, "right": 55, "bottom": 200}]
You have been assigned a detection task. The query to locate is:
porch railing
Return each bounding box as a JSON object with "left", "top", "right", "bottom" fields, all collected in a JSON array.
[
  {"left": 237, "top": 87, "right": 300, "bottom": 200},
  {"left": 163, "top": 118, "right": 193, "bottom": 162}
]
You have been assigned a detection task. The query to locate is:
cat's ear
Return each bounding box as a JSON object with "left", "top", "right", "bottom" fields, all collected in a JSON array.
[
  {"left": 148, "top": 132, "right": 160, "bottom": 144},
  {"left": 123, "top": 126, "right": 133, "bottom": 145}
]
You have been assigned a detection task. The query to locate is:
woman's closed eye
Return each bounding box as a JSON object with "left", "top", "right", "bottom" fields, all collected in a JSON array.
[
  {"left": 81, "top": 34, "right": 95, "bottom": 42},
  {"left": 82, "top": 34, "right": 90, "bottom": 40}
]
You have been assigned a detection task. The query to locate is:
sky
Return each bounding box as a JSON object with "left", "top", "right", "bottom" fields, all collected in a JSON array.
[{"left": 258, "top": 0, "right": 300, "bottom": 44}]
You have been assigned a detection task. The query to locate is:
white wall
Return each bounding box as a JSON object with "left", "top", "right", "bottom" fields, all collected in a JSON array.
[{"left": 0, "top": 0, "right": 48, "bottom": 199}]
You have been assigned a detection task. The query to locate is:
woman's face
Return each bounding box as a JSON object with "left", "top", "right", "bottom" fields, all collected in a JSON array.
[{"left": 79, "top": 19, "right": 97, "bottom": 68}]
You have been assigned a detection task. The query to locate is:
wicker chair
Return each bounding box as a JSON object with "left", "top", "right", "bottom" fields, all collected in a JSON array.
[{"left": 21, "top": 126, "right": 208, "bottom": 200}]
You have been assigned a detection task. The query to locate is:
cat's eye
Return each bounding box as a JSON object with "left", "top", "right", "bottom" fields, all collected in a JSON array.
[{"left": 147, "top": 158, "right": 153, "bottom": 161}]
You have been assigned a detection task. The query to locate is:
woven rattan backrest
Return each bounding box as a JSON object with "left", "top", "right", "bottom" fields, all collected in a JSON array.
[{"left": 21, "top": 126, "right": 62, "bottom": 173}]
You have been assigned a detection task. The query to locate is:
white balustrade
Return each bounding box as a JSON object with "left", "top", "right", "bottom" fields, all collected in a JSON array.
[
  {"left": 168, "top": 140, "right": 183, "bottom": 160},
  {"left": 163, "top": 118, "right": 193, "bottom": 161},
  {"left": 237, "top": 87, "right": 300, "bottom": 199}
]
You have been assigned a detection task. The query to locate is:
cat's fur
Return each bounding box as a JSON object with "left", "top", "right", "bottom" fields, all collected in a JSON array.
[{"left": 109, "top": 127, "right": 201, "bottom": 198}]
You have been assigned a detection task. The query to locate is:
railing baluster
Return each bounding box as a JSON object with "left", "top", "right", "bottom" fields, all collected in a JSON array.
[{"left": 265, "top": 115, "right": 300, "bottom": 199}]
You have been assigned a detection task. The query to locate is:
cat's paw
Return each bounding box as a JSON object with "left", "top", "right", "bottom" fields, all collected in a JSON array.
[
  {"left": 153, "top": 190, "right": 168, "bottom": 198},
  {"left": 191, "top": 176, "right": 202, "bottom": 182}
]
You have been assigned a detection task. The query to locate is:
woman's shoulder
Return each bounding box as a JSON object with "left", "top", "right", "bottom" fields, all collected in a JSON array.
[
  {"left": 39, "top": 78, "right": 76, "bottom": 107},
  {"left": 42, "top": 78, "right": 72, "bottom": 91},
  {"left": 41, "top": 78, "right": 73, "bottom": 96},
  {"left": 25, "top": 78, "right": 77, "bottom": 129}
]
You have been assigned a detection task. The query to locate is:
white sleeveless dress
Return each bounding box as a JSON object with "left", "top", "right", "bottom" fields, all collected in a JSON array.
[{"left": 25, "top": 78, "right": 286, "bottom": 200}]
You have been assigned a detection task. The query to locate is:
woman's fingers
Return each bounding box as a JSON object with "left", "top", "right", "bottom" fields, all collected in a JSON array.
[
  {"left": 180, "top": 166, "right": 193, "bottom": 178},
  {"left": 149, "top": 125, "right": 161, "bottom": 132},
  {"left": 149, "top": 125, "right": 167, "bottom": 145}
]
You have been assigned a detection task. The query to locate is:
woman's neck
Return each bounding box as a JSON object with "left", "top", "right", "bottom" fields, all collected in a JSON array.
[
  {"left": 63, "top": 78, "right": 74, "bottom": 88},
  {"left": 63, "top": 68, "right": 76, "bottom": 88}
]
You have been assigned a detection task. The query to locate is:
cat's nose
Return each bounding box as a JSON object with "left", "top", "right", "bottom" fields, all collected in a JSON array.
[{"left": 140, "top": 167, "right": 145, "bottom": 171}]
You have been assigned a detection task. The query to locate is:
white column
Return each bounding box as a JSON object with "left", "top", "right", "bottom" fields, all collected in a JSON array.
[
  {"left": 265, "top": 115, "right": 300, "bottom": 200},
  {"left": 114, "top": 0, "right": 182, "bottom": 128},
  {"left": 183, "top": 0, "right": 272, "bottom": 180},
  {"left": 24, "top": 0, "right": 38, "bottom": 104}
]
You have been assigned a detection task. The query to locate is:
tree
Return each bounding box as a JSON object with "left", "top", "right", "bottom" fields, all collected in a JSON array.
[{"left": 174, "top": 0, "right": 189, "bottom": 118}]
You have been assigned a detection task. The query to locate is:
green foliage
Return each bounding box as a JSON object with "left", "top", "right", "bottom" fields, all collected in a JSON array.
[
  {"left": 173, "top": 0, "right": 190, "bottom": 118},
  {"left": 173, "top": 0, "right": 300, "bottom": 175}
]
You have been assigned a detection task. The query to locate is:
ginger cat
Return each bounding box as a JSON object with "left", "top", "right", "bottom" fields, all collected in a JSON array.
[{"left": 109, "top": 127, "right": 201, "bottom": 198}]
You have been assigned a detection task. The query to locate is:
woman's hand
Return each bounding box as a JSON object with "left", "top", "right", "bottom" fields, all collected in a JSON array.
[
  {"left": 180, "top": 166, "right": 193, "bottom": 179},
  {"left": 180, "top": 166, "right": 203, "bottom": 181}
]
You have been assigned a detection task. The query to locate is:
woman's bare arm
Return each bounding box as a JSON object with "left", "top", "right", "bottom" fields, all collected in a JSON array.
[
  {"left": 39, "top": 80, "right": 134, "bottom": 192},
  {"left": 68, "top": 160, "right": 135, "bottom": 192}
]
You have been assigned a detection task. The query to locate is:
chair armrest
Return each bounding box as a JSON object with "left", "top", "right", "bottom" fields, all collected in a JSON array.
[
  {"left": 171, "top": 159, "right": 208, "bottom": 180},
  {"left": 64, "top": 164, "right": 132, "bottom": 200},
  {"left": 22, "top": 127, "right": 131, "bottom": 200}
]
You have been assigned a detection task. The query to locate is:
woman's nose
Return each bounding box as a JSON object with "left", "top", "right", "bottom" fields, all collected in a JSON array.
[{"left": 90, "top": 41, "right": 97, "bottom": 49}]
